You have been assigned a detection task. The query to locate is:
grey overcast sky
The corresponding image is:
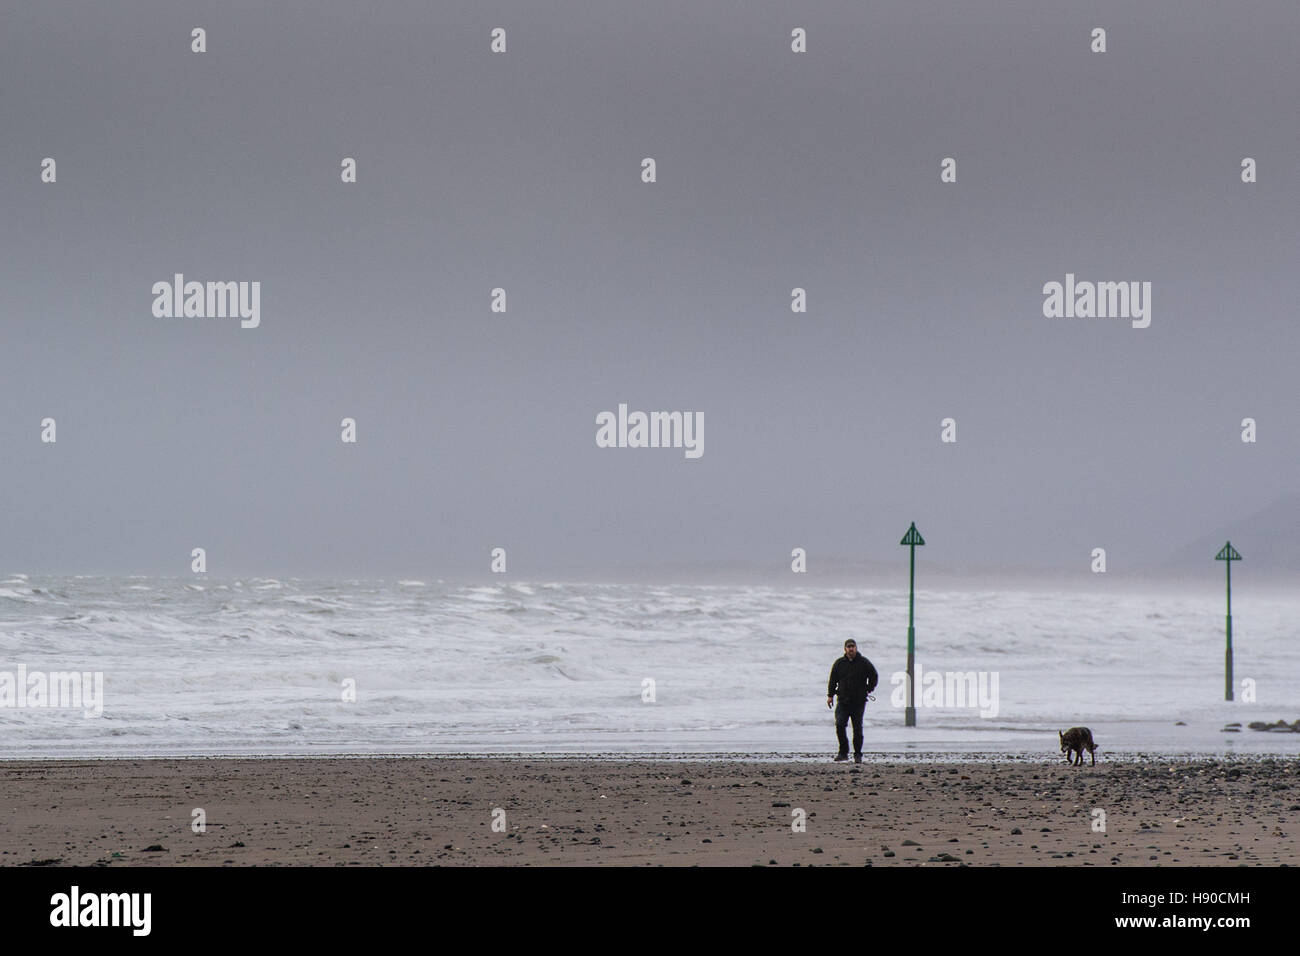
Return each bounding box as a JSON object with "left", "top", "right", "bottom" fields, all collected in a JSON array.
[{"left": 1, "top": 1, "right": 1297, "bottom": 578}]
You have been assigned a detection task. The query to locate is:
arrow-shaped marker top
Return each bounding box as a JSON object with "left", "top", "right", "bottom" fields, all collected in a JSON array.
[{"left": 1215, "top": 541, "right": 1242, "bottom": 561}]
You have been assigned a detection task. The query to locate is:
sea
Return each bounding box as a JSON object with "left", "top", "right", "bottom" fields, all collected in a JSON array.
[{"left": 1, "top": 574, "right": 1298, "bottom": 759}]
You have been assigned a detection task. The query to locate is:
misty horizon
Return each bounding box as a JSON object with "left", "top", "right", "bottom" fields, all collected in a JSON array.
[{"left": 3, "top": 1, "right": 1297, "bottom": 581}]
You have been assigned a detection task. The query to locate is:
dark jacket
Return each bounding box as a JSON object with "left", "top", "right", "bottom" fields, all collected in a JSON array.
[{"left": 828, "top": 653, "right": 878, "bottom": 704}]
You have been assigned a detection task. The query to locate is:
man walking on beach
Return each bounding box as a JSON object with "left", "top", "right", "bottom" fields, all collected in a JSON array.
[{"left": 827, "top": 639, "right": 878, "bottom": 763}]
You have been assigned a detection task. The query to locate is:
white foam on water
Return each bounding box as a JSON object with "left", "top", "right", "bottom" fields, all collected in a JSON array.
[{"left": 0, "top": 577, "right": 1296, "bottom": 758}]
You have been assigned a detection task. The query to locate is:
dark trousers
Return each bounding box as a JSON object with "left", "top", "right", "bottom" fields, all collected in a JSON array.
[{"left": 835, "top": 698, "right": 866, "bottom": 756}]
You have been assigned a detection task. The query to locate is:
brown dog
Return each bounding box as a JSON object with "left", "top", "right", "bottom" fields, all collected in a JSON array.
[{"left": 1059, "top": 727, "right": 1097, "bottom": 766}]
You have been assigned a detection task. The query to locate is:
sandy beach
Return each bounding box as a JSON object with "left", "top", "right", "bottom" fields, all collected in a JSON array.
[{"left": 1, "top": 757, "right": 1295, "bottom": 866}]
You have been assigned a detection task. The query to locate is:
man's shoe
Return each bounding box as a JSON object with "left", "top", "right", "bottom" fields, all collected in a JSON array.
[
  {"left": 854, "top": 754, "right": 863, "bottom": 764},
  {"left": 833, "top": 754, "right": 849, "bottom": 762}
]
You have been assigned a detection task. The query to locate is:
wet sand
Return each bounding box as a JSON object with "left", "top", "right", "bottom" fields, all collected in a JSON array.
[{"left": 1, "top": 757, "right": 1295, "bottom": 866}]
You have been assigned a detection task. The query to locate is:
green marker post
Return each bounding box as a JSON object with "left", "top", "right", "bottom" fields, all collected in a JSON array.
[
  {"left": 899, "top": 522, "right": 925, "bottom": 727},
  {"left": 1215, "top": 541, "right": 1241, "bottom": 701}
]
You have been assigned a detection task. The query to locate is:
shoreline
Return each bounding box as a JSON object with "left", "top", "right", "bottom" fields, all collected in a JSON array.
[
  {"left": 2, "top": 757, "right": 1295, "bottom": 866},
  {"left": 0, "top": 750, "right": 1296, "bottom": 762},
  {"left": 2, "top": 743, "right": 1298, "bottom": 763}
]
